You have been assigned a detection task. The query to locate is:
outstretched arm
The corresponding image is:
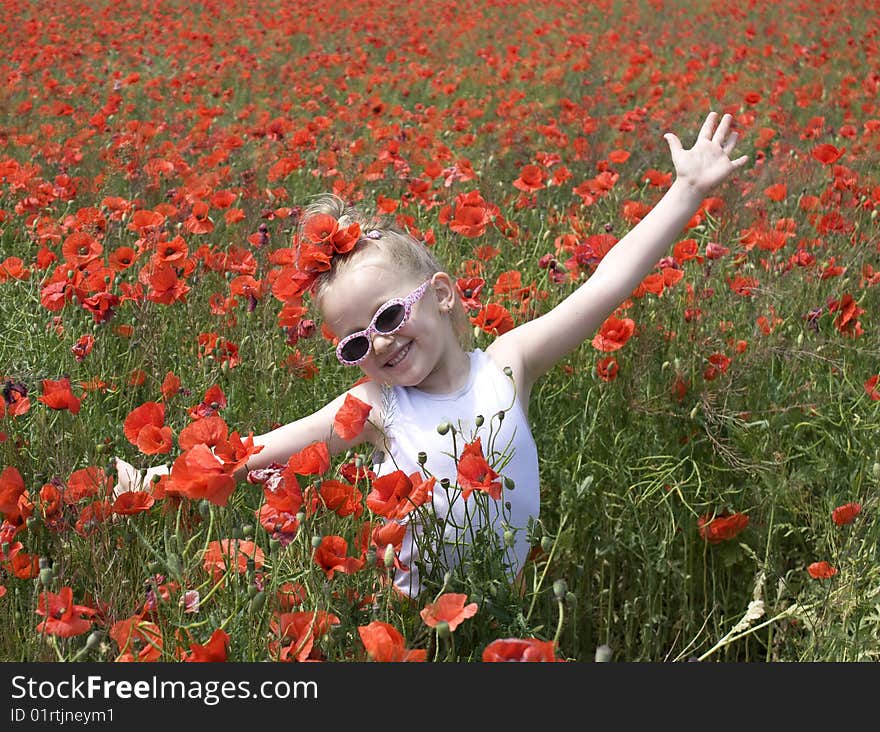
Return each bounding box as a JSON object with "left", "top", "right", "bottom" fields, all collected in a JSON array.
[
  {"left": 490, "top": 111, "right": 748, "bottom": 390},
  {"left": 113, "top": 380, "right": 382, "bottom": 495}
]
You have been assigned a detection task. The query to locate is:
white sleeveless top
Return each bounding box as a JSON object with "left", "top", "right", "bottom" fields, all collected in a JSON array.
[{"left": 373, "top": 348, "right": 540, "bottom": 597}]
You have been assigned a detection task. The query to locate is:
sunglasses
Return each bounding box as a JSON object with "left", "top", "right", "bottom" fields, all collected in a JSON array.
[{"left": 335, "top": 280, "right": 432, "bottom": 366}]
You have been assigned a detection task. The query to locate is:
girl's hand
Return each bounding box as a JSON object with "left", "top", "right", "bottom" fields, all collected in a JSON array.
[{"left": 664, "top": 112, "right": 749, "bottom": 195}]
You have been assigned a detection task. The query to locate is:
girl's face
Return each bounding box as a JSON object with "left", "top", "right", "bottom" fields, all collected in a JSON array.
[{"left": 318, "top": 253, "right": 465, "bottom": 392}]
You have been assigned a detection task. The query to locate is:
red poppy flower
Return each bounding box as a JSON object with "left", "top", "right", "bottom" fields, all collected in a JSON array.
[
  {"left": 333, "top": 393, "right": 372, "bottom": 440},
  {"left": 112, "top": 490, "right": 155, "bottom": 515},
  {"left": 286, "top": 441, "right": 330, "bottom": 476},
  {"left": 807, "top": 561, "right": 838, "bottom": 579},
  {"left": 187, "top": 384, "right": 227, "bottom": 419},
  {"left": 832, "top": 502, "right": 861, "bottom": 527},
  {"left": 7, "top": 550, "right": 39, "bottom": 579},
  {"left": 439, "top": 190, "right": 497, "bottom": 238},
  {"left": 0, "top": 256, "right": 30, "bottom": 282},
  {"left": 457, "top": 438, "right": 503, "bottom": 501},
  {"left": 276, "top": 582, "right": 308, "bottom": 612},
  {"left": 166, "top": 445, "right": 236, "bottom": 506},
  {"left": 36, "top": 586, "right": 96, "bottom": 638},
  {"left": 697, "top": 511, "right": 749, "bottom": 544},
  {"left": 513, "top": 164, "right": 546, "bottom": 192},
  {"left": 482, "top": 637, "right": 559, "bottom": 662},
  {"left": 828, "top": 294, "right": 864, "bottom": 338},
  {"left": 302, "top": 213, "right": 360, "bottom": 254},
  {"left": 811, "top": 144, "right": 845, "bottom": 165},
  {"left": 71, "top": 334, "right": 95, "bottom": 362},
  {"left": 270, "top": 611, "right": 340, "bottom": 662},
  {"left": 313, "top": 535, "right": 365, "bottom": 579},
  {"left": 358, "top": 621, "right": 426, "bottom": 662},
  {"left": 362, "top": 520, "right": 408, "bottom": 569},
  {"left": 420, "top": 593, "right": 478, "bottom": 632},
  {"left": 123, "top": 402, "right": 173, "bottom": 455},
  {"left": 38, "top": 378, "right": 81, "bottom": 414},
  {"left": 161, "top": 371, "right": 182, "bottom": 400},
  {"left": 65, "top": 466, "right": 111, "bottom": 503},
  {"left": 74, "top": 499, "right": 112, "bottom": 536},
  {"left": 0, "top": 466, "right": 26, "bottom": 523},
  {"left": 184, "top": 628, "right": 230, "bottom": 662},
  {"left": 178, "top": 415, "right": 228, "bottom": 450},
  {"left": 865, "top": 375, "right": 880, "bottom": 401},
  {"left": 144, "top": 264, "right": 190, "bottom": 305},
  {"left": 202, "top": 539, "right": 265, "bottom": 582},
  {"left": 471, "top": 302, "right": 514, "bottom": 335},
  {"left": 110, "top": 614, "right": 164, "bottom": 662},
  {"left": 596, "top": 356, "right": 618, "bottom": 382},
  {"left": 592, "top": 315, "right": 635, "bottom": 352},
  {"left": 366, "top": 470, "right": 434, "bottom": 520},
  {"left": 307, "top": 479, "right": 364, "bottom": 519},
  {"left": 456, "top": 277, "right": 485, "bottom": 310}
]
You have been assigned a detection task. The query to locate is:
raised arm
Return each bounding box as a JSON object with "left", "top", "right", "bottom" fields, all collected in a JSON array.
[{"left": 490, "top": 111, "right": 748, "bottom": 390}]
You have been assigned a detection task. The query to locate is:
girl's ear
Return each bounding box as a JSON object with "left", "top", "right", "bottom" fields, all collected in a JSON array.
[{"left": 430, "top": 271, "right": 457, "bottom": 312}]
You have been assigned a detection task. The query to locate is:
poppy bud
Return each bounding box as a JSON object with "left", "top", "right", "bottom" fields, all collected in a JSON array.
[
  {"left": 503, "top": 530, "right": 515, "bottom": 548},
  {"left": 418, "top": 451, "right": 427, "bottom": 465},
  {"left": 365, "top": 547, "right": 376, "bottom": 566},
  {"left": 250, "top": 590, "right": 267, "bottom": 613},
  {"left": 242, "top": 524, "right": 254, "bottom": 538},
  {"left": 540, "top": 536, "right": 553, "bottom": 553},
  {"left": 504, "top": 476, "right": 515, "bottom": 492},
  {"left": 436, "top": 421, "right": 451, "bottom": 435},
  {"left": 383, "top": 543, "right": 395, "bottom": 568},
  {"left": 296, "top": 511, "right": 306, "bottom": 524},
  {"left": 503, "top": 366, "right": 513, "bottom": 377},
  {"left": 475, "top": 414, "right": 484, "bottom": 427},
  {"left": 873, "top": 462, "right": 880, "bottom": 480},
  {"left": 39, "top": 567, "right": 54, "bottom": 588},
  {"left": 496, "top": 410, "right": 505, "bottom": 422},
  {"left": 311, "top": 535, "right": 322, "bottom": 549},
  {"left": 595, "top": 644, "right": 613, "bottom": 662},
  {"left": 86, "top": 631, "right": 103, "bottom": 651},
  {"left": 269, "top": 538, "right": 281, "bottom": 553},
  {"left": 553, "top": 579, "right": 567, "bottom": 601},
  {"left": 198, "top": 500, "right": 211, "bottom": 519}
]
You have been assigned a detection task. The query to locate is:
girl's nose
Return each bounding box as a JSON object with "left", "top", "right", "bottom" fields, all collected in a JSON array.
[{"left": 371, "top": 332, "right": 395, "bottom": 355}]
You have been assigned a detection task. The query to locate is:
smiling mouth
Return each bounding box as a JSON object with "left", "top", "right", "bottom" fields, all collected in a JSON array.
[{"left": 384, "top": 342, "right": 411, "bottom": 368}]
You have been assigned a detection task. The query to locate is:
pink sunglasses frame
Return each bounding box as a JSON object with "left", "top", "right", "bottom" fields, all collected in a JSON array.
[{"left": 335, "top": 279, "right": 432, "bottom": 366}]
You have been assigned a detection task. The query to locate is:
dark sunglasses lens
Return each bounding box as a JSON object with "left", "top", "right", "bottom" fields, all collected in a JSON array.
[
  {"left": 340, "top": 337, "right": 369, "bottom": 363},
  {"left": 374, "top": 303, "right": 405, "bottom": 333}
]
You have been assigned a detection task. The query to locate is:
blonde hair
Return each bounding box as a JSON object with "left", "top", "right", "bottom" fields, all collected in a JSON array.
[{"left": 301, "top": 193, "right": 473, "bottom": 349}]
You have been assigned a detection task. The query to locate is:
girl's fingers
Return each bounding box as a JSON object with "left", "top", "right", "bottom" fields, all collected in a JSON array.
[
  {"left": 722, "top": 131, "right": 739, "bottom": 155},
  {"left": 664, "top": 132, "right": 683, "bottom": 154},
  {"left": 711, "top": 113, "right": 733, "bottom": 144},
  {"left": 698, "top": 112, "right": 718, "bottom": 140}
]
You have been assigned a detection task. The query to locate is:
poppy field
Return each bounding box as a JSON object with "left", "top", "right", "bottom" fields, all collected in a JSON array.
[{"left": 1, "top": 0, "right": 879, "bottom": 663}]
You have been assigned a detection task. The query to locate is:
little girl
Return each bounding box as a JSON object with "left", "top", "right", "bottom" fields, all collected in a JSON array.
[{"left": 116, "top": 112, "right": 748, "bottom": 598}]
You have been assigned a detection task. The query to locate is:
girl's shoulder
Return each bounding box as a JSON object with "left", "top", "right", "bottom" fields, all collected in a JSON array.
[
  {"left": 485, "top": 339, "right": 531, "bottom": 405},
  {"left": 345, "top": 377, "right": 389, "bottom": 448}
]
